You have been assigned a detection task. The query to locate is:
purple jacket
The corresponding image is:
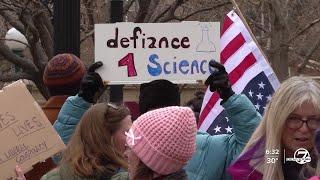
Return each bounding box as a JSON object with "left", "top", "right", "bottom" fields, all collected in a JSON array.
[{"left": 227, "top": 138, "right": 264, "bottom": 180}]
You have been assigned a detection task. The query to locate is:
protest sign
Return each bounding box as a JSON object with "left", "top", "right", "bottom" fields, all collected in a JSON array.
[
  {"left": 95, "top": 22, "right": 220, "bottom": 84},
  {"left": 0, "top": 81, "right": 65, "bottom": 179}
]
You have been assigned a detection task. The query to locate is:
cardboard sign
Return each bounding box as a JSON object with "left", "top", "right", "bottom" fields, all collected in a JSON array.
[
  {"left": 95, "top": 22, "right": 220, "bottom": 84},
  {"left": 0, "top": 81, "right": 65, "bottom": 179}
]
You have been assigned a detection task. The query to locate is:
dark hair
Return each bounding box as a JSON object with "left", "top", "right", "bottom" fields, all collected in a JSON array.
[
  {"left": 139, "top": 79, "right": 180, "bottom": 114},
  {"left": 185, "top": 91, "right": 204, "bottom": 122},
  {"left": 132, "top": 160, "right": 154, "bottom": 180},
  {"left": 299, "top": 129, "right": 320, "bottom": 179},
  {"left": 133, "top": 160, "right": 188, "bottom": 180}
]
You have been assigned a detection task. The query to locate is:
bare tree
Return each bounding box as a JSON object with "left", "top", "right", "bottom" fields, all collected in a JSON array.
[
  {"left": 1, "top": 0, "right": 319, "bottom": 98},
  {"left": 236, "top": 0, "right": 320, "bottom": 80},
  {"left": 0, "top": 0, "right": 53, "bottom": 98},
  {"left": 0, "top": 0, "right": 232, "bottom": 98}
]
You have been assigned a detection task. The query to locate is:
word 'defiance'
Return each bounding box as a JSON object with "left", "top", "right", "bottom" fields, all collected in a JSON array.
[{"left": 106, "top": 27, "right": 190, "bottom": 49}]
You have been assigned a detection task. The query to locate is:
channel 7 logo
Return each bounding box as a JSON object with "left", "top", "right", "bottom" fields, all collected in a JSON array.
[{"left": 285, "top": 148, "right": 311, "bottom": 165}]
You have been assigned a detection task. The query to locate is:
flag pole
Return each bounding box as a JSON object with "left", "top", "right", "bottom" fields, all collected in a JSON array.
[{"left": 230, "top": 0, "right": 270, "bottom": 65}]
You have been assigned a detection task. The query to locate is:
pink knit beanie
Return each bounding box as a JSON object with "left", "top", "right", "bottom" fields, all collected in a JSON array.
[{"left": 126, "top": 106, "right": 197, "bottom": 175}]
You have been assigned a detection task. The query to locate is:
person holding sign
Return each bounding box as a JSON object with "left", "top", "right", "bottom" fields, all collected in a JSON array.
[
  {"left": 41, "top": 103, "right": 132, "bottom": 180},
  {"left": 25, "top": 54, "right": 86, "bottom": 180},
  {"left": 53, "top": 61, "right": 104, "bottom": 145},
  {"left": 184, "top": 61, "right": 262, "bottom": 180},
  {"left": 51, "top": 61, "right": 104, "bottom": 164}
]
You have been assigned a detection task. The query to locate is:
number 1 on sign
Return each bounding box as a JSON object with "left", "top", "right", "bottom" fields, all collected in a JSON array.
[{"left": 118, "top": 53, "right": 137, "bottom": 77}]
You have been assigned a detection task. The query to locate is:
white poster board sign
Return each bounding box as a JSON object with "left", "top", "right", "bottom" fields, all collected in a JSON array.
[{"left": 95, "top": 22, "right": 220, "bottom": 84}]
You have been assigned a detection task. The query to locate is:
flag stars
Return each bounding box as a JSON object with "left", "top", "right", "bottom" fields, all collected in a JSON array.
[
  {"left": 266, "top": 94, "right": 272, "bottom": 101},
  {"left": 225, "top": 126, "right": 233, "bottom": 133},
  {"left": 258, "top": 81, "right": 266, "bottom": 89},
  {"left": 225, "top": 117, "right": 229, "bottom": 122},
  {"left": 214, "top": 125, "right": 221, "bottom": 133},
  {"left": 256, "top": 92, "right": 263, "bottom": 100},
  {"left": 255, "top": 103, "right": 261, "bottom": 110},
  {"left": 248, "top": 90, "right": 254, "bottom": 97}
]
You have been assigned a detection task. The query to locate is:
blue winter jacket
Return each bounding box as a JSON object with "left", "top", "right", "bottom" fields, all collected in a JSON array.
[
  {"left": 53, "top": 95, "right": 91, "bottom": 145},
  {"left": 184, "top": 94, "right": 261, "bottom": 180},
  {"left": 52, "top": 95, "right": 91, "bottom": 164}
]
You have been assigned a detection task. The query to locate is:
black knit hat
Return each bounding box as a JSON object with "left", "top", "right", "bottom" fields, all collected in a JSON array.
[{"left": 139, "top": 79, "right": 180, "bottom": 114}]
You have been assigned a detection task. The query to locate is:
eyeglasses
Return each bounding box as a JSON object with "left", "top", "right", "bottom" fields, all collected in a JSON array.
[{"left": 286, "top": 116, "right": 320, "bottom": 130}]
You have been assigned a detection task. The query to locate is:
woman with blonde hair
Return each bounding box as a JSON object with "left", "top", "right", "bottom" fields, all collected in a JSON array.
[
  {"left": 41, "top": 103, "right": 132, "bottom": 180},
  {"left": 228, "top": 76, "right": 320, "bottom": 180}
]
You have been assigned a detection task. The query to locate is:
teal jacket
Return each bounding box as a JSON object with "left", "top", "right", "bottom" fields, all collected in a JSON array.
[
  {"left": 53, "top": 95, "right": 91, "bottom": 145},
  {"left": 184, "top": 94, "right": 261, "bottom": 180},
  {"left": 52, "top": 95, "right": 91, "bottom": 164}
]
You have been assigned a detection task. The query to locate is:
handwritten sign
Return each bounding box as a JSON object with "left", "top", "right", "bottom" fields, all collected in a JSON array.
[
  {"left": 0, "top": 81, "right": 65, "bottom": 179},
  {"left": 95, "top": 22, "right": 220, "bottom": 84}
]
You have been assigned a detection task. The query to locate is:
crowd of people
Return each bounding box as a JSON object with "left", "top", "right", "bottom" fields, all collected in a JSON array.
[{"left": 10, "top": 53, "right": 320, "bottom": 180}]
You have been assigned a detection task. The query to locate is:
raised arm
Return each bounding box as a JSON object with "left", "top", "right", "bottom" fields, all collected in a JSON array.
[{"left": 222, "top": 94, "right": 261, "bottom": 145}]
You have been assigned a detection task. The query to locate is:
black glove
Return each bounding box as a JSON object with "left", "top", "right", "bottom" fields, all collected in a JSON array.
[
  {"left": 205, "top": 61, "right": 234, "bottom": 103},
  {"left": 78, "top": 61, "right": 104, "bottom": 103}
]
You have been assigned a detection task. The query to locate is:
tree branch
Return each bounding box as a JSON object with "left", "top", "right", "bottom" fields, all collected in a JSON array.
[
  {"left": 151, "top": 5, "right": 170, "bottom": 22},
  {"left": 0, "top": 38, "right": 30, "bottom": 48},
  {"left": 0, "top": 7, "right": 15, "bottom": 11},
  {"left": 39, "top": 0, "right": 53, "bottom": 17},
  {"left": 287, "top": 18, "right": 320, "bottom": 44},
  {"left": 134, "top": 0, "right": 151, "bottom": 22},
  {"left": 143, "top": 0, "right": 160, "bottom": 22},
  {"left": 297, "top": 36, "right": 320, "bottom": 73},
  {"left": 0, "top": 41, "right": 38, "bottom": 74},
  {"left": 159, "top": 0, "right": 186, "bottom": 22},
  {"left": 247, "top": 16, "right": 269, "bottom": 33},
  {"left": 0, "top": 72, "right": 32, "bottom": 81},
  {"left": 124, "top": 0, "right": 136, "bottom": 16},
  {"left": 20, "top": 10, "right": 39, "bottom": 43},
  {"left": 171, "top": 1, "right": 232, "bottom": 22},
  {"left": 83, "top": 0, "right": 95, "bottom": 30},
  {"left": 0, "top": 0, "right": 23, "bottom": 9},
  {"left": 0, "top": 10, "right": 25, "bottom": 34},
  {"left": 270, "top": 0, "right": 288, "bottom": 28},
  {"left": 34, "top": 11, "right": 53, "bottom": 60},
  {"left": 20, "top": 10, "right": 48, "bottom": 70},
  {"left": 80, "top": 29, "right": 94, "bottom": 43}
]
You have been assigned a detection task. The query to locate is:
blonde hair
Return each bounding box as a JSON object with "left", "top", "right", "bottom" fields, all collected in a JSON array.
[
  {"left": 61, "top": 103, "right": 130, "bottom": 177},
  {"left": 242, "top": 76, "right": 320, "bottom": 180}
]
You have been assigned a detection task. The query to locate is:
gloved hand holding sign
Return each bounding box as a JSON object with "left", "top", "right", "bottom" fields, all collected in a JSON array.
[
  {"left": 204, "top": 61, "right": 234, "bottom": 103},
  {"left": 78, "top": 61, "right": 104, "bottom": 103}
]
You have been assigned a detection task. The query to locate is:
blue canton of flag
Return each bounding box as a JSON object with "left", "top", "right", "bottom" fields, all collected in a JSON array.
[{"left": 207, "top": 72, "right": 274, "bottom": 135}]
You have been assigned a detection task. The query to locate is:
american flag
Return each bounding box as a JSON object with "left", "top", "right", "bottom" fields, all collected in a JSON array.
[{"left": 198, "top": 10, "right": 280, "bottom": 135}]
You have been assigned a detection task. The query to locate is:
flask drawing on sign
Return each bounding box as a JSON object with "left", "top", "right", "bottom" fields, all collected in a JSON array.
[{"left": 196, "top": 24, "right": 216, "bottom": 53}]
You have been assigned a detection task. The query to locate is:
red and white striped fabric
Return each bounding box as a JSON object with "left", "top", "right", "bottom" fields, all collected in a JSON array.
[{"left": 198, "top": 10, "right": 280, "bottom": 132}]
